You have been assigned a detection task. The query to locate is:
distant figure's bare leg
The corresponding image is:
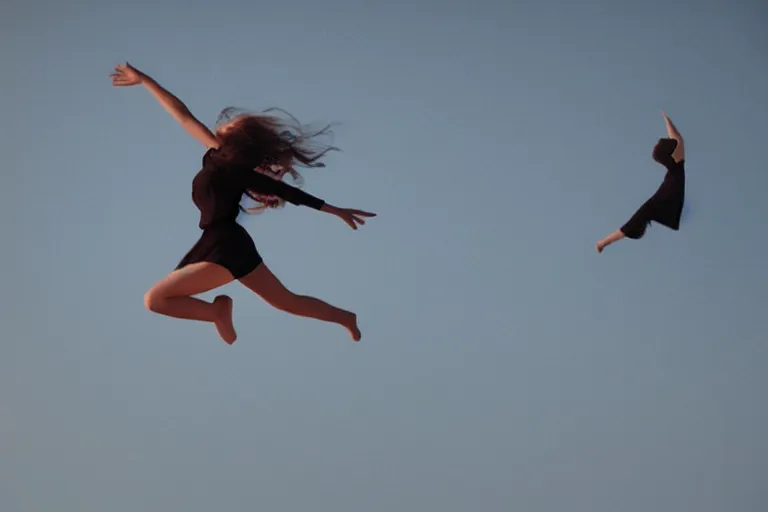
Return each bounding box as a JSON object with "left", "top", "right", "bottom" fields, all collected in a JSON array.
[
  {"left": 239, "top": 263, "right": 361, "bottom": 342},
  {"left": 144, "top": 262, "right": 238, "bottom": 344},
  {"left": 596, "top": 230, "right": 626, "bottom": 253}
]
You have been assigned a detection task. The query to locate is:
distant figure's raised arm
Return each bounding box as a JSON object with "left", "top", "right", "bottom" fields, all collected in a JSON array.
[{"left": 661, "top": 111, "right": 685, "bottom": 163}]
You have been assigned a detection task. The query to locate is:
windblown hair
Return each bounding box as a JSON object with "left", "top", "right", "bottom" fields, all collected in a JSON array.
[{"left": 212, "top": 107, "right": 339, "bottom": 213}]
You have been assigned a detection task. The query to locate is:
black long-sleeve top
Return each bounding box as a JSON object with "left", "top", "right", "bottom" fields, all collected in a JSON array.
[{"left": 191, "top": 148, "right": 325, "bottom": 229}]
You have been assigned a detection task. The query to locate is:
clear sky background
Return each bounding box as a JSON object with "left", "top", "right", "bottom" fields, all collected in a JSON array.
[{"left": 2, "top": 0, "right": 767, "bottom": 511}]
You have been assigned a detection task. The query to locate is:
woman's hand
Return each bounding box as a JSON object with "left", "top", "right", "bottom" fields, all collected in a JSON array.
[
  {"left": 322, "top": 204, "right": 377, "bottom": 230},
  {"left": 110, "top": 63, "right": 145, "bottom": 87}
]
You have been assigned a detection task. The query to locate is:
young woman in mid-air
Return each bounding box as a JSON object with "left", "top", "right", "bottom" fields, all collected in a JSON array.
[
  {"left": 596, "top": 111, "right": 686, "bottom": 253},
  {"left": 110, "top": 62, "right": 375, "bottom": 344}
]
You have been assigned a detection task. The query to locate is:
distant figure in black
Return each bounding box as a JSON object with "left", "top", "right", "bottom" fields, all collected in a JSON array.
[
  {"left": 597, "top": 112, "right": 686, "bottom": 253},
  {"left": 111, "top": 63, "right": 375, "bottom": 344}
]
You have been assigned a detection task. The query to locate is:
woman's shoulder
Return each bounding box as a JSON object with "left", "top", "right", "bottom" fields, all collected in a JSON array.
[
  {"left": 202, "top": 148, "right": 241, "bottom": 172},
  {"left": 202, "top": 147, "right": 219, "bottom": 165}
]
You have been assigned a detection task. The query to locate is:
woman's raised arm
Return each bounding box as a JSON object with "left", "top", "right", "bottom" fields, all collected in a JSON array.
[{"left": 111, "top": 63, "right": 219, "bottom": 149}]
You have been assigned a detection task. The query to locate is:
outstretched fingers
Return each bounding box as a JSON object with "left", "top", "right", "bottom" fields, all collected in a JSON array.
[
  {"left": 109, "top": 63, "right": 142, "bottom": 87},
  {"left": 351, "top": 209, "right": 376, "bottom": 227},
  {"left": 351, "top": 209, "right": 377, "bottom": 218},
  {"left": 336, "top": 208, "right": 377, "bottom": 230},
  {"left": 110, "top": 69, "right": 129, "bottom": 86},
  {"left": 343, "top": 216, "right": 359, "bottom": 230}
]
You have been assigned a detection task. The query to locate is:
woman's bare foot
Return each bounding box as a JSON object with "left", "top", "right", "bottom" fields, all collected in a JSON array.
[
  {"left": 213, "top": 295, "right": 237, "bottom": 345},
  {"left": 596, "top": 241, "right": 605, "bottom": 253},
  {"left": 343, "top": 312, "right": 361, "bottom": 342}
]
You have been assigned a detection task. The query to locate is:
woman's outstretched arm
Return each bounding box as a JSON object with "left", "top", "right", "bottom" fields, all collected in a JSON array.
[
  {"left": 241, "top": 171, "right": 376, "bottom": 230},
  {"left": 111, "top": 63, "right": 219, "bottom": 149},
  {"left": 662, "top": 111, "right": 685, "bottom": 163}
]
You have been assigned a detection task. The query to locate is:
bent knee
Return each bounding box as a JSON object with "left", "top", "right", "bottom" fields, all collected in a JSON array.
[{"left": 143, "top": 289, "right": 166, "bottom": 313}]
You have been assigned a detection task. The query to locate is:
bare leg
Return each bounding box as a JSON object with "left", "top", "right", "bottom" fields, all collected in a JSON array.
[
  {"left": 596, "top": 229, "right": 626, "bottom": 253},
  {"left": 144, "top": 262, "right": 238, "bottom": 344},
  {"left": 239, "top": 263, "right": 361, "bottom": 342}
]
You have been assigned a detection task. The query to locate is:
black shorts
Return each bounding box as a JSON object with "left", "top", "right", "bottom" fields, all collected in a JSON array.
[{"left": 176, "top": 222, "right": 262, "bottom": 279}]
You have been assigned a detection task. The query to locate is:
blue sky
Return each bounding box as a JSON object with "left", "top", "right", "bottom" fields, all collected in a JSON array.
[{"left": 2, "top": 0, "right": 767, "bottom": 511}]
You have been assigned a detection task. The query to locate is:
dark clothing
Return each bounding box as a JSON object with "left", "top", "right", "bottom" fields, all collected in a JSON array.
[
  {"left": 175, "top": 148, "right": 325, "bottom": 278},
  {"left": 175, "top": 221, "right": 263, "bottom": 279},
  {"left": 621, "top": 159, "right": 686, "bottom": 239}
]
